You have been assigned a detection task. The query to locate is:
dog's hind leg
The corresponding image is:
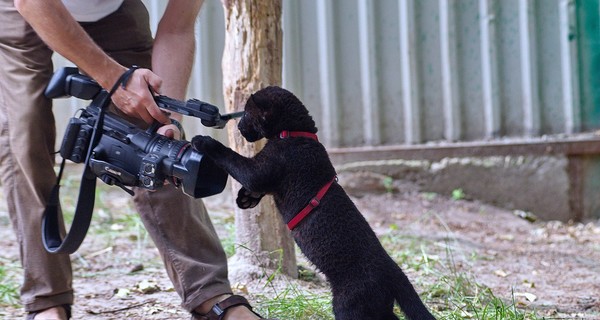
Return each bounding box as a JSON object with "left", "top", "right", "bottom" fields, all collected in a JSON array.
[
  {"left": 394, "top": 281, "right": 436, "bottom": 320},
  {"left": 332, "top": 293, "right": 399, "bottom": 320},
  {"left": 382, "top": 300, "right": 401, "bottom": 320}
]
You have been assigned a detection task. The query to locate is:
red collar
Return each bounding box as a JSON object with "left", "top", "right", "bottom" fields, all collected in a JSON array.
[
  {"left": 279, "top": 130, "right": 331, "bottom": 230},
  {"left": 287, "top": 176, "right": 336, "bottom": 230},
  {"left": 279, "top": 130, "right": 318, "bottom": 141}
]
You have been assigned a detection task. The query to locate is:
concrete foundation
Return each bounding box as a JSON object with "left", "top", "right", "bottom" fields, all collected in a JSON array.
[{"left": 334, "top": 154, "right": 600, "bottom": 222}]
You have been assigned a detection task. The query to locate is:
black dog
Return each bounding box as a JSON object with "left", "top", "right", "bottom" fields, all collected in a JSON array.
[{"left": 192, "top": 86, "right": 436, "bottom": 320}]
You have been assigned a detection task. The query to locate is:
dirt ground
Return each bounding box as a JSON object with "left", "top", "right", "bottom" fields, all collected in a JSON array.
[{"left": 1, "top": 171, "right": 599, "bottom": 319}]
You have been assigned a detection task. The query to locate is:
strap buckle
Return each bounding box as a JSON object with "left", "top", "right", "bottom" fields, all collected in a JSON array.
[{"left": 309, "top": 198, "right": 320, "bottom": 208}]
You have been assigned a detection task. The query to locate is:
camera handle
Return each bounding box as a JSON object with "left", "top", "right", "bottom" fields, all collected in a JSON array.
[
  {"left": 42, "top": 67, "right": 140, "bottom": 254},
  {"left": 46, "top": 67, "right": 245, "bottom": 129}
]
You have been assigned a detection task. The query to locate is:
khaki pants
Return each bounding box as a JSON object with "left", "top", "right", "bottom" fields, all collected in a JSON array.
[{"left": 0, "top": 0, "right": 231, "bottom": 313}]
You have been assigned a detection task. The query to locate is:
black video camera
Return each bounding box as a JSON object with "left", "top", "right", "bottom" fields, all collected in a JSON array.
[{"left": 45, "top": 67, "right": 241, "bottom": 198}]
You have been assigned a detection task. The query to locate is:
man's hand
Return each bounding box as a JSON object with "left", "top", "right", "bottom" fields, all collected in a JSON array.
[
  {"left": 111, "top": 68, "right": 171, "bottom": 125},
  {"left": 14, "top": 0, "right": 173, "bottom": 126}
]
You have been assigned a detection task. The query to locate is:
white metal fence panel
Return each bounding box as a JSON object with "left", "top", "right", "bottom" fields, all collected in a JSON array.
[{"left": 51, "top": 0, "right": 584, "bottom": 150}]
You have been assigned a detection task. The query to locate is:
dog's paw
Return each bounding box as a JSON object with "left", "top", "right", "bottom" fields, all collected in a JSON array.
[
  {"left": 236, "top": 187, "right": 265, "bottom": 209},
  {"left": 191, "top": 135, "right": 218, "bottom": 154}
]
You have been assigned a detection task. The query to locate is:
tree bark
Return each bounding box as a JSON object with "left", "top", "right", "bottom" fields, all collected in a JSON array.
[{"left": 220, "top": 0, "right": 297, "bottom": 279}]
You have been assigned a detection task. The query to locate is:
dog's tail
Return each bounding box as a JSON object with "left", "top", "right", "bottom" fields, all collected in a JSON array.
[{"left": 393, "top": 268, "right": 436, "bottom": 320}]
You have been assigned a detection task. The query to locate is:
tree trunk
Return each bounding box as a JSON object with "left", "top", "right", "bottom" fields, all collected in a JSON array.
[{"left": 220, "top": 0, "right": 297, "bottom": 279}]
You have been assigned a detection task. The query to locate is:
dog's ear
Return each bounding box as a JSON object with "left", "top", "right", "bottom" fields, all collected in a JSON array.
[
  {"left": 245, "top": 93, "right": 270, "bottom": 121},
  {"left": 244, "top": 86, "right": 301, "bottom": 139},
  {"left": 249, "top": 92, "right": 274, "bottom": 117},
  {"left": 238, "top": 93, "right": 269, "bottom": 142}
]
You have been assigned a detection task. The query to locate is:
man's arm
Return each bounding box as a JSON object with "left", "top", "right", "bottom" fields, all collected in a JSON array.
[
  {"left": 153, "top": 0, "right": 204, "bottom": 106},
  {"left": 151, "top": 0, "right": 204, "bottom": 138},
  {"left": 14, "top": 0, "right": 170, "bottom": 125}
]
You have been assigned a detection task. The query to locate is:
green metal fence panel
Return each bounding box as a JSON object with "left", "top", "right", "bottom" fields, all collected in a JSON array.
[{"left": 578, "top": 0, "right": 600, "bottom": 130}]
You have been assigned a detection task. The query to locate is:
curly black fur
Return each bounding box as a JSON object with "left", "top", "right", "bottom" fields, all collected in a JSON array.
[{"left": 192, "top": 86, "right": 435, "bottom": 320}]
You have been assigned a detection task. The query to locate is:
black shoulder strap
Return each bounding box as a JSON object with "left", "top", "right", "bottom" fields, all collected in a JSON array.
[
  {"left": 42, "top": 66, "right": 139, "bottom": 254},
  {"left": 42, "top": 161, "right": 98, "bottom": 254}
]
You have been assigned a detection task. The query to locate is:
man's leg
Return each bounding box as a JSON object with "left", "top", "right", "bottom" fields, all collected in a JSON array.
[
  {"left": 133, "top": 187, "right": 233, "bottom": 310},
  {"left": 81, "top": 0, "right": 233, "bottom": 312},
  {"left": 0, "top": 0, "right": 73, "bottom": 313}
]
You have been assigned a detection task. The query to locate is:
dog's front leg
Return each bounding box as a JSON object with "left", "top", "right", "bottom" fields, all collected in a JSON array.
[
  {"left": 235, "top": 187, "right": 265, "bottom": 209},
  {"left": 191, "top": 135, "right": 274, "bottom": 194}
]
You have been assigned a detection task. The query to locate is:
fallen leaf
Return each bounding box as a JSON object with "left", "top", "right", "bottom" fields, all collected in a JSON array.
[
  {"left": 522, "top": 280, "right": 535, "bottom": 288},
  {"left": 232, "top": 282, "right": 249, "bottom": 295},
  {"left": 137, "top": 279, "right": 160, "bottom": 294},
  {"left": 498, "top": 234, "right": 515, "bottom": 241},
  {"left": 494, "top": 269, "right": 510, "bottom": 277},
  {"left": 114, "top": 288, "right": 131, "bottom": 299},
  {"left": 514, "top": 292, "right": 537, "bottom": 302},
  {"left": 513, "top": 210, "right": 537, "bottom": 222},
  {"left": 110, "top": 223, "right": 124, "bottom": 231},
  {"left": 129, "top": 264, "right": 144, "bottom": 273}
]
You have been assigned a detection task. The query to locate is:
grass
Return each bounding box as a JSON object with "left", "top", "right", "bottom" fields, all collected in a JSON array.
[
  {"left": 0, "top": 167, "right": 548, "bottom": 319},
  {"left": 379, "top": 225, "right": 544, "bottom": 320},
  {"left": 452, "top": 188, "right": 466, "bottom": 201},
  {"left": 225, "top": 223, "right": 546, "bottom": 320},
  {"left": 0, "top": 258, "right": 19, "bottom": 307},
  {"left": 256, "top": 284, "right": 333, "bottom": 319},
  {"left": 0, "top": 183, "right": 152, "bottom": 313},
  {"left": 0, "top": 196, "right": 20, "bottom": 308}
]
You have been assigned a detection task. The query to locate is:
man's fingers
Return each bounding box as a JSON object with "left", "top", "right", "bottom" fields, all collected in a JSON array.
[
  {"left": 136, "top": 107, "right": 155, "bottom": 125},
  {"left": 111, "top": 69, "right": 170, "bottom": 124},
  {"left": 146, "top": 102, "right": 170, "bottom": 124},
  {"left": 136, "top": 71, "right": 168, "bottom": 124},
  {"left": 144, "top": 72, "right": 162, "bottom": 94}
]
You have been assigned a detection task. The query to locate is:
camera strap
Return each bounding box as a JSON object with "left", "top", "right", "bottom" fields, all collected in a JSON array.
[{"left": 43, "top": 66, "right": 139, "bottom": 254}]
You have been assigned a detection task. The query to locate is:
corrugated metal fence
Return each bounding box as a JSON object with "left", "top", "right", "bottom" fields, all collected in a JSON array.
[{"left": 52, "top": 0, "right": 599, "bottom": 149}]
